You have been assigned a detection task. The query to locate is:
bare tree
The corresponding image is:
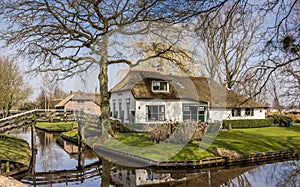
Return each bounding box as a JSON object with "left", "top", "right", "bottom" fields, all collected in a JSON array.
[
  {"left": 0, "top": 57, "right": 32, "bottom": 117},
  {"left": 0, "top": 0, "right": 229, "bottom": 126},
  {"left": 35, "top": 77, "right": 67, "bottom": 110},
  {"left": 194, "top": 1, "right": 262, "bottom": 90},
  {"left": 1, "top": 0, "right": 298, "bottom": 119},
  {"left": 248, "top": 0, "right": 300, "bottom": 103}
]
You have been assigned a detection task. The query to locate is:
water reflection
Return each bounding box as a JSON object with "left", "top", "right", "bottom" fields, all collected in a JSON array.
[
  {"left": 109, "top": 160, "right": 300, "bottom": 187},
  {"left": 9, "top": 126, "right": 102, "bottom": 186},
  {"left": 8, "top": 126, "right": 300, "bottom": 187},
  {"left": 226, "top": 160, "right": 300, "bottom": 187}
]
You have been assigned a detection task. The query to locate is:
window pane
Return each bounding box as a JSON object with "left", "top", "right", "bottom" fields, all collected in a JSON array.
[
  {"left": 232, "top": 108, "right": 241, "bottom": 117},
  {"left": 160, "top": 82, "right": 167, "bottom": 91},
  {"left": 159, "top": 105, "right": 164, "bottom": 113},
  {"left": 152, "top": 81, "right": 168, "bottom": 91},
  {"left": 146, "top": 105, "right": 165, "bottom": 121},
  {"left": 152, "top": 106, "right": 158, "bottom": 113},
  {"left": 183, "top": 114, "right": 190, "bottom": 121}
]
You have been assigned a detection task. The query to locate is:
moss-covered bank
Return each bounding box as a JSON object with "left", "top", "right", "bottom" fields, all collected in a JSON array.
[
  {"left": 0, "top": 134, "right": 31, "bottom": 166},
  {"left": 35, "top": 121, "right": 77, "bottom": 132}
]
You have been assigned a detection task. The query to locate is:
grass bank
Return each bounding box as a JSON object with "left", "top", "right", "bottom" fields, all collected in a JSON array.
[
  {"left": 35, "top": 121, "right": 77, "bottom": 132},
  {"left": 63, "top": 129, "right": 78, "bottom": 139},
  {"left": 0, "top": 134, "right": 31, "bottom": 166},
  {"left": 65, "top": 124, "right": 300, "bottom": 161}
]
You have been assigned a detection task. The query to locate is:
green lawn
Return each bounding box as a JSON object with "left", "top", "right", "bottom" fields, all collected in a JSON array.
[
  {"left": 206, "top": 125, "right": 300, "bottom": 155},
  {"left": 35, "top": 121, "right": 77, "bottom": 131},
  {"left": 67, "top": 124, "right": 300, "bottom": 161},
  {"left": 103, "top": 124, "right": 300, "bottom": 161},
  {"left": 62, "top": 129, "right": 78, "bottom": 139},
  {"left": 0, "top": 134, "right": 31, "bottom": 166}
]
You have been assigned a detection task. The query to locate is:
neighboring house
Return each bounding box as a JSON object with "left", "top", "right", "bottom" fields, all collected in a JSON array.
[
  {"left": 109, "top": 70, "right": 267, "bottom": 124},
  {"left": 55, "top": 91, "right": 101, "bottom": 115}
]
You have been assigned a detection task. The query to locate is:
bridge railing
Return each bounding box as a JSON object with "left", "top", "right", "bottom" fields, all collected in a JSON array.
[
  {"left": 0, "top": 110, "right": 36, "bottom": 133},
  {"left": 0, "top": 109, "right": 100, "bottom": 133}
]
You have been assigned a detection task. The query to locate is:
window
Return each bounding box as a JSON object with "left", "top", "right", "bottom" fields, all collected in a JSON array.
[
  {"left": 77, "top": 100, "right": 84, "bottom": 104},
  {"left": 182, "top": 104, "right": 205, "bottom": 122},
  {"left": 245, "top": 108, "right": 254, "bottom": 116},
  {"left": 118, "top": 99, "right": 122, "bottom": 118},
  {"left": 146, "top": 105, "right": 165, "bottom": 121},
  {"left": 232, "top": 108, "right": 241, "bottom": 117},
  {"left": 183, "top": 106, "right": 191, "bottom": 121},
  {"left": 112, "top": 100, "right": 116, "bottom": 118},
  {"left": 152, "top": 81, "right": 169, "bottom": 92},
  {"left": 126, "top": 98, "right": 130, "bottom": 121}
]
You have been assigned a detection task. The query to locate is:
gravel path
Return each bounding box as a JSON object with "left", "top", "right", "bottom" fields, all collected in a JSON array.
[{"left": 0, "top": 176, "right": 26, "bottom": 187}]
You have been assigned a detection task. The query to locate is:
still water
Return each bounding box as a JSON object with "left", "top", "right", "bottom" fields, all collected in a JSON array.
[
  {"left": 9, "top": 126, "right": 300, "bottom": 187},
  {"left": 9, "top": 126, "right": 102, "bottom": 186}
]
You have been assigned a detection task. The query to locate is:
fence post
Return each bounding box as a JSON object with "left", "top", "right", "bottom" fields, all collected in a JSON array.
[
  {"left": 29, "top": 112, "right": 37, "bottom": 173},
  {"left": 6, "top": 161, "right": 9, "bottom": 173},
  {"left": 77, "top": 111, "right": 85, "bottom": 169}
]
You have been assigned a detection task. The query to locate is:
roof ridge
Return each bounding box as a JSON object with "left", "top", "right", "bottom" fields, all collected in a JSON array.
[{"left": 131, "top": 69, "right": 209, "bottom": 79}]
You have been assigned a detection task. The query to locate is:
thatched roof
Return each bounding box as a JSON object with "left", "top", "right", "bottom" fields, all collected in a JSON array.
[
  {"left": 55, "top": 91, "right": 100, "bottom": 108},
  {"left": 110, "top": 70, "right": 267, "bottom": 108}
]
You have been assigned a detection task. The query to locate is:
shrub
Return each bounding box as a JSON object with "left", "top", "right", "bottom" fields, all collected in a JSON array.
[
  {"left": 223, "top": 118, "right": 274, "bottom": 129},
  {"left": 147, "top": 122, "right": 208, "bottom": 143},
  {"left": 108, "top": 119, "right": 133, "bottom": 133},
  {"left": 270, "top": 115, "right": 292, "bottom": 126}
]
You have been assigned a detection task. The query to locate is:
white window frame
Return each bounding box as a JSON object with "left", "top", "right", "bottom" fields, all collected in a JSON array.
[
  {"left": 151, "top": 81, "right": 169, "bottom": 92},
  {"left": 146, "top": 105, "right": 165, "bottom": 122}
]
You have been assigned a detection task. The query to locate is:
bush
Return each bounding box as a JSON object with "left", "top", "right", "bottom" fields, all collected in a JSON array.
[
  {"left": 223, "top": 119, "right": 274, "bottom": 129},
  {"left": 107, "top": 119, "right": 133, "bottom": 133},
  {"left": 270, "top": 115, "right": 292, "bottom": 126}
]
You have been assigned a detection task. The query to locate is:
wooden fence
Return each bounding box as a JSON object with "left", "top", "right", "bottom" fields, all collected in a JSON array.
[
  {"left": 17, "top": 161, "right": 102, "bottom": 186},
  {"left": 0, "top": 110, "right": 36, "bottom": 133},
  {"left": 0, "top": 109, "right": 85, "bottom": 133}
]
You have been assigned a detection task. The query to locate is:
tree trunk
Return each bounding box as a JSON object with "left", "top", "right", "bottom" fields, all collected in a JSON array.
[
  {"left": 98, "top": 34, "right": 111, "bottom": 138},
  {"left": 99, "top": 33, "right": 110, "bottom": 120},
  {"left": 99, "top": 63, "right": 110, "bottom": 120},
  {"left": 101, "top": 158, "right": 112, "bottom": 187}
]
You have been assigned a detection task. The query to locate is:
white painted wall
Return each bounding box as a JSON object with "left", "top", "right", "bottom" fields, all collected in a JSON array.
[
  {"left": 110, "top": 91, "right": 136, "bottom": 123},
  {"left": 209, "top": 108, "right": 266, "bottom": 121},
  {"left": 110, "top": 90, "right": 266, "bottom": 124},
  {"left": 135, "top": 99, "right": 206, "bottom": 124}
]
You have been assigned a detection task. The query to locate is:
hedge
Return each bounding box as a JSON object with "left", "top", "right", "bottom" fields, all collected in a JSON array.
[
  {"left": 269, "top": 115, "right": 292, "bottom": 126},
  {"left": 223, "top": 118, "right": 274, "bottom": 129}
]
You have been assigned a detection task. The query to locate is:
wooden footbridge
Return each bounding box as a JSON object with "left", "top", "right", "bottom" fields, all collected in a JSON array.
[
  {"left": 0, "top": 109, "right": 87, "bottom": 133},
  {"left": 0, "top": 110, "right": 102, "bottom": 183},
  {"left": 14, "top": 160, "right": 102, "bottom": 186}
]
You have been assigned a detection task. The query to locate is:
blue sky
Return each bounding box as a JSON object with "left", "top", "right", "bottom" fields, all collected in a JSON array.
[{"left": 24, "top": 62, "right": 128, "bottom": 101}]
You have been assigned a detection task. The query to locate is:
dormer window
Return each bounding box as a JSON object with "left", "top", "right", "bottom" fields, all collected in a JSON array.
[{"left": 152, "top": 81, "right": 169, "bottom": 92}]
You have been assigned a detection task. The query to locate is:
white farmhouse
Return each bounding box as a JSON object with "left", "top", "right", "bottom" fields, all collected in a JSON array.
[{"left": 109, "top": 70, "right": 267, "bottom": 124}]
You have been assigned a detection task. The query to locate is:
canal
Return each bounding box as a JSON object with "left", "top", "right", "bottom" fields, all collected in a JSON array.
[{"left": 8, "top": 126, "right": 300, "bottom": 186}]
